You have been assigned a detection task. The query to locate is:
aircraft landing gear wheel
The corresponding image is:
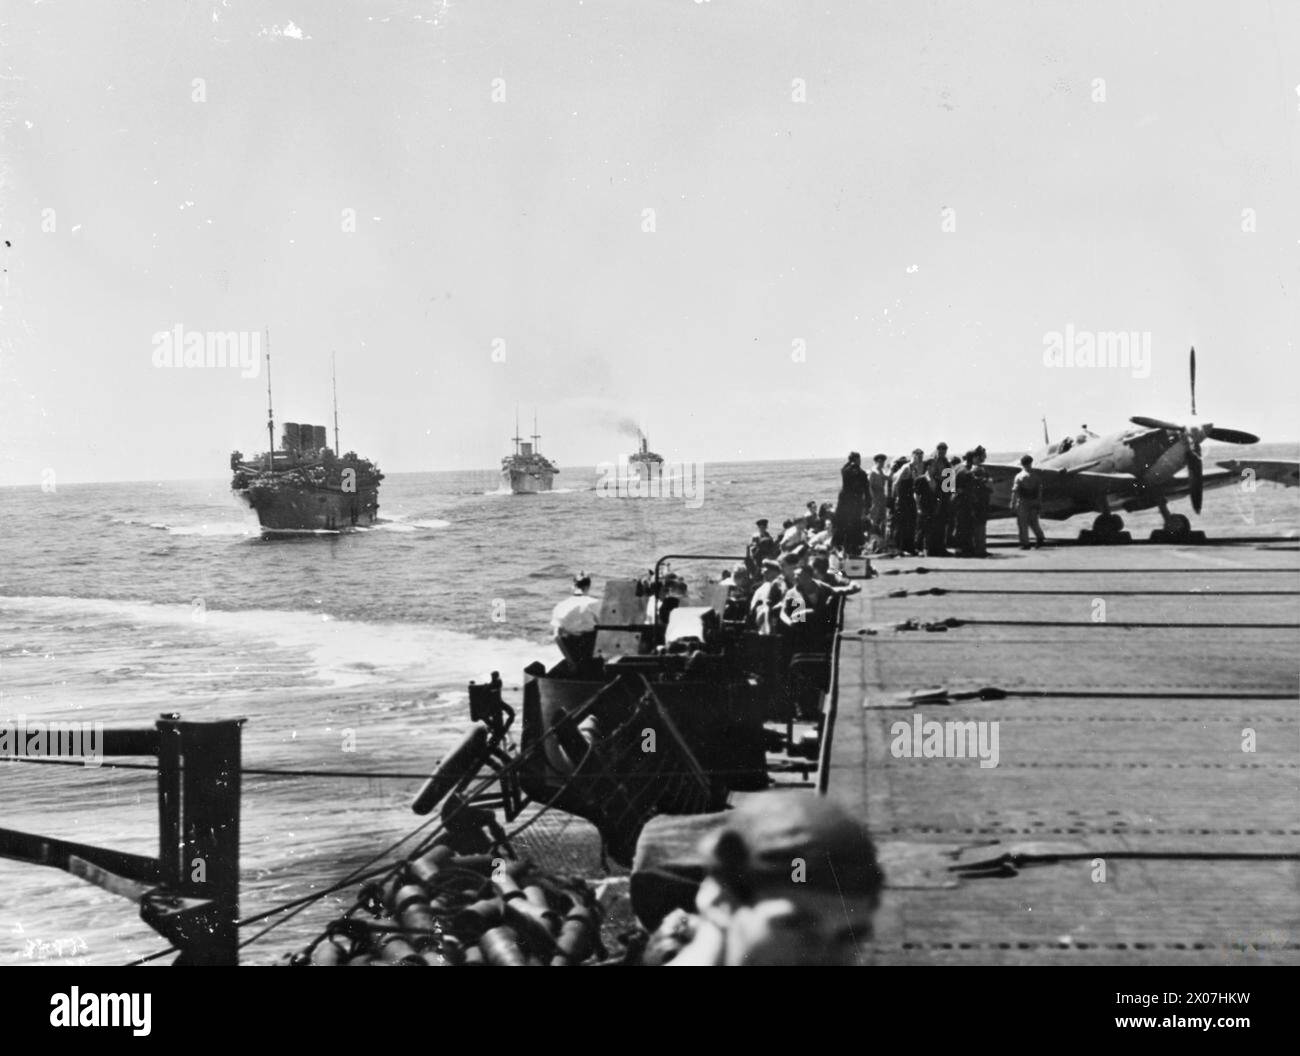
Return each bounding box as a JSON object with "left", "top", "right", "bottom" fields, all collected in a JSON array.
[
  {"left": 1150, "top": 513, "right": 1205, "bottom": 544},
  {"left": 1080, "top": 512, "right": 1130, "bottom": 545}
]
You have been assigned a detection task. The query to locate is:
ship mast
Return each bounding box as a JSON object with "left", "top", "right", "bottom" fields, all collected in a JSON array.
[
  {"left": 332, "top": 351, "right": 341, "bottom": 454},
  {"left": 513, "top": 406, "right": 522, "bottom": 456},
  {"left": 531, "top": 410, "right": 541, "bottom": 454},
  {"left": 265, "top": 327, "right": 275, "bottom": 471}
]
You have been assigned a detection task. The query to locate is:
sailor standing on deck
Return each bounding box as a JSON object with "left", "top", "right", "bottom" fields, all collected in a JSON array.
[
  {"left": 952, "top": 451, "right": 976, "bottom": 556},
  {"left": 969, "top": 446, "right": 992, "bottom": 557},
  {"left": 893, "top": 449, "right": 923, "bottom": 555},
  {"left": 930, "top": 442, "right": 953, "bottom": 554},
  {"left": 747, "top": 519, "right": 779, "bottom": 573},
  {"left": 550, "top": 573, "right": 602, "bottom": 668},
  {"left": 1011, "top": 455, "right": 1047, "bottom": 550},
  {"left": 832, "top": 451, "right": 870, "bottom": 555},
  {"left": 867, "top": 454, "right": 889, "bottom": 539}
]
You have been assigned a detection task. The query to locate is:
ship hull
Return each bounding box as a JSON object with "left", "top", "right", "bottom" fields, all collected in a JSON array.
[
  {"left": 628, "top": 458, "right": 664, "bottom": 480},
  {"left": 504, "top": 468, "right": 555, "bottom": 494},
  {"left": 235, "top": 484, "right": 380, "bottom": 532}
]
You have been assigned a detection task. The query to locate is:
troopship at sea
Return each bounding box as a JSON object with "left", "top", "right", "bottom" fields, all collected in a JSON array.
[
  {"left": 230, "top": 346, "right": 383, "bottom": 532},
  {"left": 502, "top": 412, "right": 559, "bottom": 494},
  {"left": 627, "top": 429, "right": 664, "bottom": 479}
]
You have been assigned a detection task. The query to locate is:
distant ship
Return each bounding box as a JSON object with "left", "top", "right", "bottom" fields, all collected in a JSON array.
[
  {"left": 502, "top": 412, "right": 559, "bottom": 494},
  {"left": 230, "top": 346, "right": 383, "bottom": 532},
  {"left": 627, "top": 431, "right": 664, "bottom": 479}
]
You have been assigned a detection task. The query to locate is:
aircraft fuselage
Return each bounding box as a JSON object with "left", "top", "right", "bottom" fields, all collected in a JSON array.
[{"left": 1031, "top": 427, "right": 1187, "bottom": 488}]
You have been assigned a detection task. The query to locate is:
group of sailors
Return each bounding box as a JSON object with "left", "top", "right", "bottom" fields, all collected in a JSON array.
[
  {"left": 833, "top": 445, "right": 996, "bottom": 557},
  {"left": 725, "top": 549, "right": 861, "bottom": 639}
]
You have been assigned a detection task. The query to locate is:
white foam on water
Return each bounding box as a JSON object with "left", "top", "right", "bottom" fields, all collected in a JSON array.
[
  {"left": 0, "top": 595, "right": 559, "bottom": 690},
  {"left": 114, "top": 517, "right": 260, "bottom": 537},
  {"left": 484, "top": 486, "right": 588, "bottom": 495},
  {"left": 371, "top": 516, "right": 451, "bottom": 532},
  {"left": 161, "top": 521, "right": 260, "bottom": 537}
]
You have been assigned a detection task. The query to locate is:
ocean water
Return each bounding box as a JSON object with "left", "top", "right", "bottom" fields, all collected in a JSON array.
[{"left": 1, "top": 448, "right": 1297, "bottom": 964}]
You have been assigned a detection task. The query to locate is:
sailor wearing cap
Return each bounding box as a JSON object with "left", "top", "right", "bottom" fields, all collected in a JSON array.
[
  {"left": 550, "top": 572, "right": 602, "bottom": 668},
  {"left": 747, "top": 518, "right": 779, "bottom": 573},
  {"left": 665, "top": 793, "right": 885, "bottom": 965}
]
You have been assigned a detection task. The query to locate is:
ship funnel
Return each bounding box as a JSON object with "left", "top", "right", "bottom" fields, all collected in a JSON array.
[
  {"left": 282, "top": 422, "right": 301, "bottom": 454},
  {"left": 520, "top": 442, "right": 534, "bottom": 457},
  {"left": 312, "top": 424, "right": 327, "bottom": 452}
]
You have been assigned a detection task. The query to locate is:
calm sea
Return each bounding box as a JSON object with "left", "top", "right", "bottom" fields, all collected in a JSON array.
[{"left": 1, "top": 448, "right": 1297, "bottom": 964}]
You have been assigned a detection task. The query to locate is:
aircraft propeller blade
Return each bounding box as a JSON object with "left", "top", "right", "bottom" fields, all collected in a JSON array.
[
  {"left": 1189, "top": 346, "right": 1197, "bottom": 416},
  {"left": 1187, "top": 442, "right": 1203, "bottom": 514},
  {"left": 1205, "top": 427, "right": 1260, "bottom": 445},
  {"left": 1130, "top": 416, "right": 1183, "bottom": 431}
]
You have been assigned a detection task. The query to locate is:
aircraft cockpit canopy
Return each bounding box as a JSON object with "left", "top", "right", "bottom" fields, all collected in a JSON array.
[{"left": 1046, "top": 432, "right": 1090, "bottom": 456}]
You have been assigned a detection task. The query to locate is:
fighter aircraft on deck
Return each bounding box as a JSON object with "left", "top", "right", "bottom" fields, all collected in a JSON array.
[{"left": 980, "top": 348, "right": 1298, "bottom": 543}]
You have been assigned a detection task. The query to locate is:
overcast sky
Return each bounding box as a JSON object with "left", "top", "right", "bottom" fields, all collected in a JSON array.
[{"left": 1, "top": 0, "right": 1297, "bottom": 485}]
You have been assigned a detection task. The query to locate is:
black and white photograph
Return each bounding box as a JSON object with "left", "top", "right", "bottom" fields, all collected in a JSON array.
[{"left": 0, "top": 0, "right": 1296, "bottom": 1023}]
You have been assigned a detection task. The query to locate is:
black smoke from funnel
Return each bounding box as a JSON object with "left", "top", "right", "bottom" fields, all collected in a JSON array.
[{"left": 613, "top": 417, "right": 644, "bottom": 442}]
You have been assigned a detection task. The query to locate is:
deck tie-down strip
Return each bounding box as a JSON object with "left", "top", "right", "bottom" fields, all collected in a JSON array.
[
  {"left": 878, "top": 940, "right": 1300, "bottom": 953},
  {"left": 889, "top": 616, "right": 1299, "bottom": 630},
  {"left": 880, "top": 566, "right": 1300, "bottom": 576},
  {"left": 887, "top": 825, "right": 1300, "bottom": 837},
  {"left": 892, "top": 760, "right": 1299, "bottom": 770},
  {"left": 884, "top": 586, "right": 1300, "bottom": 597},
  {"left": 860, "top": 684, "right": 1296, "bottom": 706}
]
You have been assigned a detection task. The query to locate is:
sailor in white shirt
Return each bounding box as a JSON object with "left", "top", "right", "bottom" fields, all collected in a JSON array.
[
  {"left": 780, "top": 516, "right": 808, "bottom": 552},
  {"left": 749, "top": 559, "right": 785, "bottom": 635},
  {"left": 551, "top": 573, "right": 602, "bottom": 667}
]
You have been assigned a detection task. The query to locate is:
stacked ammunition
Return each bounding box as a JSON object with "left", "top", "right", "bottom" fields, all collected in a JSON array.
[{"left": 293, "top": 848, "right": 603, "bottom": 967}]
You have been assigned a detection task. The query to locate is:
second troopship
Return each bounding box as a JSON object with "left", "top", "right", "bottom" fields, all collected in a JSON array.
[{"left": 502, "top": 412, "right": 559, "bottom": 494}]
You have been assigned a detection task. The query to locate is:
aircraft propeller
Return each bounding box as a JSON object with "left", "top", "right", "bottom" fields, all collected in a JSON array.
[{"left": 1128, "top": 347, "right": 1260, "bottom": 514}]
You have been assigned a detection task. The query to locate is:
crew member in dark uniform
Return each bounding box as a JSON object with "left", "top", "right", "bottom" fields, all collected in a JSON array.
[
  {"left": 912, "top": 460, "right": 935, "bottom": 555},
  {"left": 833, "top": 451, "right": 870, "bottom": 555},
  {"left": 891, "top": 449, "right": 922, "bottom": 556},
  {"left": 931, "top": 442, "right": 952, "bottom": 552},
  {"left": 952, "top": 450, "right": 976, "bottom": 556},
  {"left": 969, "top": 446, "right": 991, "bottom": 557},
  {"left": 916, "top": 455, "right": 951, "bottom": 557},
  {"left": 747, "top": 518, "right": 779, "bottom": 573}
]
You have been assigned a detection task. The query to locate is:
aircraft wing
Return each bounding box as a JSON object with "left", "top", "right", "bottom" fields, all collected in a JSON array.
[
  {"left": 1118, "top": 459, "right": 1300, "bottom": 513},
  {"left": 982, "top": 463, "right": 1139, "bottom": 521},
  {"left": 1214, "top": 459, "right": 1300, "bottom": 488}
]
